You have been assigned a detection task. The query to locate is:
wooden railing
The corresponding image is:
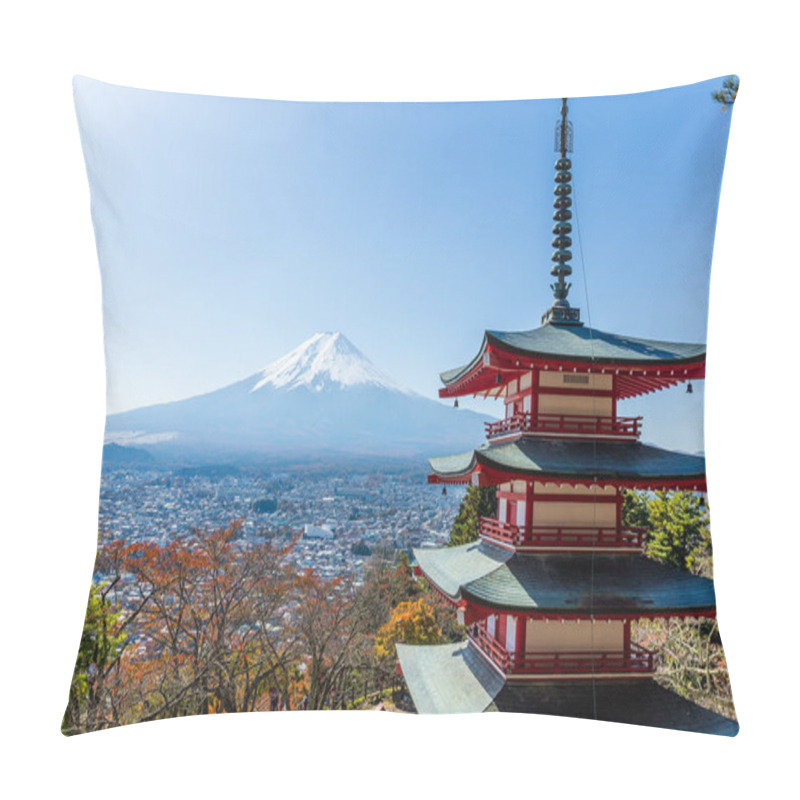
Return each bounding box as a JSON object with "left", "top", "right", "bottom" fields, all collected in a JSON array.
[
  {"left": 508, "top": 645, "right": 655, "bottom": 675},
  {"left": 485, "top": 413, "right": 642, "bottom": 440},
  {"left": 479, "top": 517, "right": 647, "bottom": 549},
  {"left": 468, "top": 625, "right": 655, "bottom": 676},
  {"left": 478, "top": 517, "right": 525, "bottom": 545}
]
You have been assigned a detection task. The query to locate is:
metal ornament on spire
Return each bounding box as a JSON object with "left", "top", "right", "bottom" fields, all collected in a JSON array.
[{"left": 542, "top": 98, "right": 582, "bottom": 326}]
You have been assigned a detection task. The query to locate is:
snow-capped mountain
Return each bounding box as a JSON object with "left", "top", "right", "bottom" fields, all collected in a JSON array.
[
  {"left": 104, "top": 332, "right": 488, "bottom": 462},
  {"left": 249, "top": 332, "right": 409, "bottom": 394}
]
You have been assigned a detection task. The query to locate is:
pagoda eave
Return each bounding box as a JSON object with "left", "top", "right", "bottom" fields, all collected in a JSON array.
[
  {"left": 413, "top": 544, "right": 718, "bottom": 618},
  {"left": 457, "top": 588, "right": 717, "bottom": 619},
  {"left": 442, "top": 594, "right": 718, "bottom": 625},
  {"left": 428, "top": 467, "right": 707, "bottom": 493},
  {"left": 428, "top": 438, "right": 707, "bottom": 492},
  {"left": 439, "top": 329, "right": 706, "bottom": 400}
]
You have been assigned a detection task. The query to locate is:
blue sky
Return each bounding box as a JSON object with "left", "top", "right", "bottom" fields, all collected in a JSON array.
[{"left": 74, "top": 76, "right": 734, "bottom": 452}]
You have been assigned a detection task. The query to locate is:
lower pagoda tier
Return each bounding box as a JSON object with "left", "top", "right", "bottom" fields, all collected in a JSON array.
[
  {"left": 415, "top": 541, "right": 717, "bottom": 616},
  {"left": 428, "top": 438, "right": 706, "bottom": 490},
  {"left": 396, "top": 642, "right": 738, "bottom": 736}
]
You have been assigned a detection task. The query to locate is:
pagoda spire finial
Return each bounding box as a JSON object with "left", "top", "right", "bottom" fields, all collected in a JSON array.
[{"left": 542, "top": 98, "right": 582, "bottom": 326}]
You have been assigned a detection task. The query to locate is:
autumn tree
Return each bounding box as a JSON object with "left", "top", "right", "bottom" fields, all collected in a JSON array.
[
  {"left": 292, "top": 568, "right": 372, "bottom": 710},
  {"left": 80, "top": 522, "right": 300, "bottom": 728},
  {"left": 448, "top": 485, "right": 497, "bottom": 546},
  {"left": 374, "top": 598, "right": 441, "bottom": 661}
]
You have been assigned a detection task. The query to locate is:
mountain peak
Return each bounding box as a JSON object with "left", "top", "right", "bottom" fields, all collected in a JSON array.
[{"left": 250, "top": 332, "right": 409, "bottom": 394}]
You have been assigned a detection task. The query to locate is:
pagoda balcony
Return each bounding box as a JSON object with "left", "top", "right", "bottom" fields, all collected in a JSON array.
[
  {"left": 468, "top": 625, "right": 656, "bottom": 678},
  {"left": 479, "top": 517, "right": 647, "bottom": 550},
  {"left": 485, "top": 412, "right": 642, "bottom": 441}
]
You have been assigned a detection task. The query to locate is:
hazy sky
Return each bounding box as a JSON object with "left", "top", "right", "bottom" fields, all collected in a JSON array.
[{"left": 74, "top": 76, "right": 734, "bottom": 452}]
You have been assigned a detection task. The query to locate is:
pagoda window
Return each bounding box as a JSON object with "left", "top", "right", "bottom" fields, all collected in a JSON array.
[
  {"left": 538, "top": 372, "right": 613, "bottom": 392},
  {"left": 487, "top": 615, "right": 496, "bottom": 638},
  {"left": 515, "top": 500, "right": 526, "bottom": 528},
  {"left": 498, "top": 497, "right": 507, "bottom": 523},
  {"left": 522, "top": 394, "right": 532, "bottom": 414},
  {"left": 519, "top": 371, "right": 533, "bottom": 392},
  {"left": 505, "top": 616, "right": 517, "bottom": 653}
]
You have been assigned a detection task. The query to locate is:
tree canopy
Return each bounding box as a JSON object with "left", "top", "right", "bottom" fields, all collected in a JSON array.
[
  {"left": 712, "top": 75, "right": 739, "bottom": 107},
  {"left": 645, "top": 491, "right": 711, "bottom": 575},
  {"left": 448, "top": 485, "right": 497, "bottom": 547},
  {"left": 374, "top": 598, "right": 441, "bottom": 660}
]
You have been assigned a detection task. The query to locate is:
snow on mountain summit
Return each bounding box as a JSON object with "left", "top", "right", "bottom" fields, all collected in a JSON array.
[{"left": 250, "top": 332, "right": 410, "bottom": 394}]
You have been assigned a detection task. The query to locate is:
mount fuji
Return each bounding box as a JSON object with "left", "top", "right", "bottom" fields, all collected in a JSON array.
[{"left": 104, "top": 332, "right": 489, "bottom": 463}]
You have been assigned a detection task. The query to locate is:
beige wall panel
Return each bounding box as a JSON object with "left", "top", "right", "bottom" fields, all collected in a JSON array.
[
  {"left": 532, "top": 501, "right": 617, "bottom": 527},
  {"left": 533, "top": 483, "right": 617, "bottom": 497},
  {"left": 525, "top": 620, "right": 625, "bottom": 653},
  {"left": 538, "top": 393, "right": 613, "bottom": 417}
]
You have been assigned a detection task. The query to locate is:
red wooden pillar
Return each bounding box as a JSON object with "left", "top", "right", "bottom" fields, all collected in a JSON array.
[
  {"left": 623, "top": 619, "right": 631, "bottom": 654},
  {"left": 525, "top": 480, "right": 534, "bottom": 541},
  {"left": 611, "top": 373, "right": 617, "bottom": 420},
  {"left": 516, "top": 615, "right": 526, "bottom": 657},
  {"left": 497, "top": 614, "right": 507, "bottom": 644}
]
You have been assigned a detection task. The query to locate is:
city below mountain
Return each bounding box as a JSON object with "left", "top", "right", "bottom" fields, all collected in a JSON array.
[{"left": 104, "top": 332, "right": 488, "bottom": 463}]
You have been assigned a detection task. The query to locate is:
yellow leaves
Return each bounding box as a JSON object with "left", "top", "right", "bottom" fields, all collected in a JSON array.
[{"left": 374, "top": 598, "right": 441, "bottom": 660}]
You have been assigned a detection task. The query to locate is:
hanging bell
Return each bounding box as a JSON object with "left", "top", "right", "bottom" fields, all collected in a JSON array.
[
  {"left": 442, "top": 486, "right": 447, "bottom": 496},
  {"left": 686, "top": 382, "right": 693, "bottom": 394},
  {"left": 454, "top": 398, "right": 459, "bottom": 408},
  {"left": 495, "top": 371, "right": 502, "bottom": 385}
]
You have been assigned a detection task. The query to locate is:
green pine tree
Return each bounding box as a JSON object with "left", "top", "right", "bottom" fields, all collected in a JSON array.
[
  {"left": 712, "top": 75, "right": 739, "bottom": 107},
  {"left": 645, "top": 491, "right": 711, "bottom": 575},
  {"left": 62, "top": 582, "right": 127, "bottom": 735},
  {"left": 621, "top": 489, "right": 650, "bottom": 531},
  {"left": 448, "top": 485, "right": 498, "bottom": 547}
]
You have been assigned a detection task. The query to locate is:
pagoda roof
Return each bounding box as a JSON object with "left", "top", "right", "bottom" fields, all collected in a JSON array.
[
  {"left": 414, "top": 542, "right": 717, "bottom": 615},
  {"left": 439, "top": 325, "right": 706, "bottom": 399},
  {"left": 396, "top": 641, "right": 737, "bottom": 735},
  {"left": 395, "top": 641, "right": 505, "bottom": 715},
  {"left": 428, "top": 438, "right": 706, "bottom": 489}
]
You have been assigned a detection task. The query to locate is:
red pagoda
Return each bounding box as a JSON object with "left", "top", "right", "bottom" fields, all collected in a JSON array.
[{"left": 396, "top": 99, "right": 737, "bottom": 735}]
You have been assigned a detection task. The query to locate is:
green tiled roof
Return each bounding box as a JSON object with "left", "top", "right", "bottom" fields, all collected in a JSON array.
[
  {"left": 429, "top": 438, "right": 706, "bottom": 482},
  {"left": 487, "top": 679, "right": 738, "bottom": 736},
  {"left": 395, "top": 641, "right": 504, "bottom": 714},
  {"left": 441, "top": 325, "right": 706, "bottom": 385},
  {"left": 397, "top": 641, "right": 738, "bottom": 734},
  {"left": 413, "top": 543, "right": 717, "bottom": 614},
  {"left": 414, "top": 541, "right": 510, "bottom": 599}
]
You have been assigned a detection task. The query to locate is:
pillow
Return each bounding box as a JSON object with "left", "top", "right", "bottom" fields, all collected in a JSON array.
[{"left": 64, "top": 75, "right": 738, "bottom": 735}]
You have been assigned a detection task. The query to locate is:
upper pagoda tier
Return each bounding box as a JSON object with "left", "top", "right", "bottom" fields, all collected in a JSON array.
[
  {"left": 428, "top": 437, "right": 706, "bottom": 490},
  {"left": 439, "top": 324, "right": 706, "bottom": 401}
]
